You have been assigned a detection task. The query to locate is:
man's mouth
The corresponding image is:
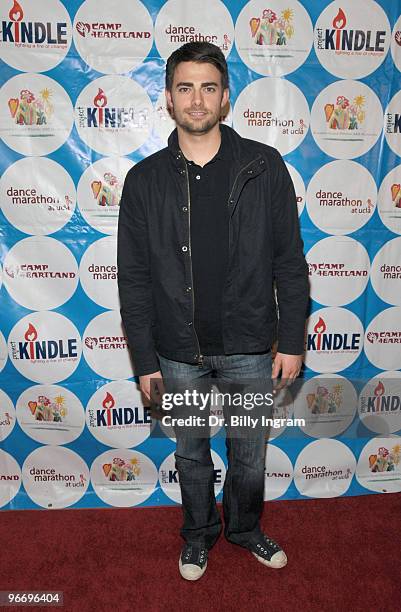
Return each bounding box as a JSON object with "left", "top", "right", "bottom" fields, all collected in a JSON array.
[{"left": 187, "top": 111, "right": 207, "bottom": 118}]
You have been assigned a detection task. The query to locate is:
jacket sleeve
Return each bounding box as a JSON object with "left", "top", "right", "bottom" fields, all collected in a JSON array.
[
  {"left": 270, "top": 151, "right": 309, "bottom": 355},
  {"left": 117, "top": 167, "right": 160, "bottom": 377}
]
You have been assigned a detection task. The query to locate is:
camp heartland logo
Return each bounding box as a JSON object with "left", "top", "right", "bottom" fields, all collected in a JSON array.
[
  {"left": 84, "top": 335, "right": 128, "bottom": 350},
  {"left": 5, "top": 184, "right": 72, "bottom": 212},
  {"left": 4, "top": 262, "right": 76, "bottom": 280},
  {"left": 324, "top": 94, "right": 365, "bottom": 131},
  {"left": 91, "top": 172, "right": 121, "bottom": 207},
  {"left": 1, "top": 0, "right": 68, "bottom": 47},
  {"left": 102, "top": 456, "right": 141, "bottom": 481},
  {"left": 87, "top": 391, "right": 151, "bottom": 429},
  {"left": 29, "top": 465, "right": 87, "bottom": 487},
  {"left": 26, "top": 394, "right": 67, "bottom": 423},
  {"left": 306, "top": 316, "right": 361, "bottom": 353},
  {"left": 301, "top": 463, "right": 352, "bottom": 481},
  {"left": 164, "top": 24, "right": 231, "bottom": 51},
  {"left": 360, "top": 381, "right": 401, "bottom": 415},
  {"left": 308, "top": 262, "right": 368, "bottom": 278},
  {"left": 306, "top": 383, "right": 343, "bottom": 415},
  {"left": 315, "top": 187, "right": 374, "bottom": 215},
  {"left": 391, "top": 184, "right": 401, "bottom": 209},
  {"left": 369, "top": 444, "right": 401, "bottom": 473},
  {"left": 366, "top": 330, "right": 401, "bottom": 345},
  {"left": 77, "top": 88, "right": 148, "bottom": 130},
  {"left": 242, "top": 107, "right": 306, "bottom": 135},
  {"left": 250, "top": 7, "right": 294, "bottom": 46},
  {"left": 10, "top": 322, "right": 78, "bottom": 362},
  {"left": 8, "top": 87, "right": 53, "bottom": 126},
  {"left": 75, "top": 20, "right": 151, "bottom": 40},
  {"left": 316, "top": 7, "right": 386, "bottom": 55}
]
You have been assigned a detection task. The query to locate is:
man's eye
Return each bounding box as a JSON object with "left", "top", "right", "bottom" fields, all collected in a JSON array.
[
  {"left": 205, "top": 87, "right": 216, "bottom": 92},
  {"left": 178, "top": 87, "right": 189, "bottom": 93}
]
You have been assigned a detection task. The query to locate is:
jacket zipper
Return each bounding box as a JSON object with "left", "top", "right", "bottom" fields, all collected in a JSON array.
[{"left": 184, "top": 159, "right": 204, "bottom": 368}]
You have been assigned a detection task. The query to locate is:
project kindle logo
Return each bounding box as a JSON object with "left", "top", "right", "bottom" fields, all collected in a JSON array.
[
  {"left": 360, "top": 381, "right": 400, "bottom": 416},
  {"left": 88, "top": 391, "right": 151, "bottom": 429},
  {"left": 11, "top": 322, "right": 78, "bottom": 362},
  {"left": 306, "top": 317, "right": 361, "bottom": 352},
  {"left": 77, "top": 88, "right": 148, "bottom": 131},
  {"left": 2, "top": 0, "right": 68, "bottom": 46},
  {"left": 316, "top": 7, "right": 386, "bottom": 54}
]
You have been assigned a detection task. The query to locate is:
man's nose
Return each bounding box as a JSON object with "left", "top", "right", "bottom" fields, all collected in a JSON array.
[{"left": 191, "top": 88, "right": 203, "bottom": 106}]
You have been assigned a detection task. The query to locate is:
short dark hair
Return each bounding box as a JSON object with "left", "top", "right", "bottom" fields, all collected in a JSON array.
[{"left": 165, "top": 42, "right": 229, "bottom": 91}]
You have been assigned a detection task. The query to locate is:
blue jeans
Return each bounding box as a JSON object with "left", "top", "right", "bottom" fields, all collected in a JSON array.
[{"left": 157, "top": 352, "right": 272, "bottom": 550}]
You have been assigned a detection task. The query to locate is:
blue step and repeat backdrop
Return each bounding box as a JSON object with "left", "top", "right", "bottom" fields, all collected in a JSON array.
[{"left": 1, "top": 0, "right": 401, "bottom": 510}]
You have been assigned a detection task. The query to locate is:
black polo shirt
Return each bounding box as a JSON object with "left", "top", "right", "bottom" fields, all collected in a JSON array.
[{"left": 185, "top": 128, "right": 231, "bottom": 355}]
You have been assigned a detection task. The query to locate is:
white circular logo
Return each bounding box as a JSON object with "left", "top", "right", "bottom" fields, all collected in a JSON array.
[
  {"left": 364, "top": 307, "right": 401, "bottom": 371},
  {"left": 3, "top": 236, "right": 78, "bottom": 310},
  {"left": 294, "top": 374, "right": 357, "bottom": 438},
  {"left": 0, "top": 449, "right": 21, "bottom": 508},
  {"left": 16, "top": 384, "right": 85, "bottom": 445},
  {"left": 294, "top": 438, "right": 356, "bottom": 498},
  {"left": 356, "top": 436, "right": 401, "bottom": 493},
  {"left": 235, "top": 0, "right": 312, "bottom": 76},
  {"left": 233, "top": 77, "right": 309, "bottom": 155},
  {"left": 79, "top": 236, "right": 119, "bottom": 310},
  {"left": 384, "top": 89, "right": 401, "bottom": 158},
  {"left": 77, "top": 157, "right": 133, "bottom": 235},
  {"left": 306, "top": 236, "right": 370, "bottom": 306},
  {"left": 91, "top": 449, "right": 158, "bottom": 507},
  {"left": 378, "top": 164, "right": 401, "bottom": 235},
  {"left": 74, "top": 76, "right": 153, "bottom": 156},
  {"left": 311, "top": 80, "right": 382, "bottom": 159},
  {"left": 0, "top": 389, "right": 16, "bottom": 441},
  {"left": 0, "top": 157, "right": 76, "bottom": 236},
  {"left": 0, "top": 0, "right": 72, "bottom": 72},
  {"left": 159, "top": 449, "right": 225, "bottom": 504},
  {"left": 304, "top": 307, "right": 364, "bottom": 373},
  {"left": 86, "top": 380, "right": 152, "bottom": 448},
  {"left": 391, "top": 14, "right": 401, "bottom": 74},
  {"left": 155, "top": 0, "right": 234, "bottom": 60},
  {"left": 73, "top": 0, "right": 153, "bottom": 75},
  {"left": 264, "top": 444, "right": 293, "bottom": 501},
  {"left": 358, "top": 372, "right": 401, "bottom": 435},
  {"left": 8, "top": 311, "right": 82, "bottom": 384},
  {"left": 83, "top": 311, "right": 134, "bottom": 380},
  {"left": 22, "top": 446, "right": 89, "bottom": 509},
  {"left": 0, "top": 73, "right": 73, "bottom": 156},
  {"left": 306, "top": 160, "right": 376, "bottom": 235},
  {"left": 314, "top": 0, "right": 390, "bottom": 79},
  {"left": 286, "top": 163, "right": 305, "bottom": 217},
  {"left": 371, "top": 237, "right": 401, "bottom": 306},
  {"left": 0, "top": 331, "right": 8, "bottom": 374}
]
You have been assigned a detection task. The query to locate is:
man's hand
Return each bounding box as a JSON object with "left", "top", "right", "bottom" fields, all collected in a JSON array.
[
  {"left": 139, "top": 371, "right": 165, "bottom": 404},
  {"left": 271, "top": 352, "right": 303, "bottom": 392}
]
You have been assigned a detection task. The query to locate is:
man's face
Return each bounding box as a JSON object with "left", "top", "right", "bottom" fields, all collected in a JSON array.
[{"left": 165, "top": 61, "right": 229, "bottom": 135}]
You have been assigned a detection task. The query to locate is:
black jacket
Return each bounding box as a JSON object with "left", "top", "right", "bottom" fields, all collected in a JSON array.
[{"left": 117, "top": 125, "right": 309, "bottom": 376}]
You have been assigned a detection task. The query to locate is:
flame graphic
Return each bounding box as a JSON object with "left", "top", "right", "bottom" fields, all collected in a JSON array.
[
  {"left": 102, "top": 392, "right": 115, "bottom": 410},
  {"left": 333, "top": 8, "right": 346, "bottom": 29},
  {"left": 374, "top": 381, "right": 385, "bottom": 397},
  {"left": 9, "top": 0, "right": 23, "bottom": 21},
  {"left": 313, "top": 317, "right": 326, "bottom": 334},
  {"left": 24, "top": 323, "right": 38, "bottom": 342},
  {"left": 94, "top": 88, "right": 107, "bottom": 108}
]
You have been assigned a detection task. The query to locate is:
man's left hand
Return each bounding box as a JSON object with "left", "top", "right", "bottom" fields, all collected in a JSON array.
[{"left": 271, "top": 352, "right": 303, "bottom": 392}]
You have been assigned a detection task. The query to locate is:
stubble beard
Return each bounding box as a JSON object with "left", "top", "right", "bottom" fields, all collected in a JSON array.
[{"left": 174, "top": 109, "right": 220, "bottom": 135}]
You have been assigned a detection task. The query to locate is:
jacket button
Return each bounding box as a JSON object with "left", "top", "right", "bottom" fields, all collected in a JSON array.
[
  {"left": 182, "top": 206, "right": 188, "bottom": 212},
  {"left": 186, "top": 286, "right": 192, "bottom": 292},
  {"left": 181, "top": 245, "right": 188, "bottom": 252},
  {"left": 194, "top": 354, "right": 198, "bottom": 359},
  {"left": 188, "top": 321, "right": 193, "bottom": 326}
]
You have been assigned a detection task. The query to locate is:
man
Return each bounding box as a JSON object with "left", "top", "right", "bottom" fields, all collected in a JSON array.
[{"left": 117, "top": 42, "right": 309, "bottom": 581}]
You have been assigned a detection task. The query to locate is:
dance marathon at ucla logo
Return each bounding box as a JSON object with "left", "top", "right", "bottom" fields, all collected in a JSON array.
[
  {"left": 22, "top": 447, "right": 89, "bottom": 509},
  {"left": 86, "top": 381, "right": 152, "bottom": 448},
  {"left": 75, "top": 76, "right": 152, "bottom": 156},
  {"left": 370, "top": 238, "right": 401, "bottom": 307},
  {"left": 314, "top": 0, "right": 390, "bottom": 79},
  {"left": 359, "top": 373, "right": 401, "bottom": 435},
  {"left": 233, "top": 77, "right": 309, "bottom": 155},
  {"left": 0, "top": 0, "right": 72, "bottom": 72},
  {"left": 154, "top": 0, "right": 234, "bottom": 59},
  {"left": 294, "top": 374, "right": 357, "bottom": 438},
  {"left": 235, "top": 0, "right": 312, "bottom": 76},
  {"left": 8, "top": 312, "right": 82, "bottom": 384},
  {"left": 304, "top": 308, "right": 363, "bottom": 373},
  {"left": 73, "top": 0, "right": 153, "bottom": 74},
  {"left": 16, "top": 384, "right": 85, "bottom": 445},
  {"left": 306, "top": 161, "right": 376, "bottom": 236},
  {"left": 79, "top": 236, "right": 119, "bottom": 311},
  {"left": 356, "top": 437, "right": 401, "bottom": 493},
  {"left": 91, "top": 449, "right": 158, "bottom": 507}
]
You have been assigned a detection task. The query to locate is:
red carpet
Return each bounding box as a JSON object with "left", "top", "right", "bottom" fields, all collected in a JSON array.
[{"left": 0, "top": 494, "right": 399, "bottom": 612}]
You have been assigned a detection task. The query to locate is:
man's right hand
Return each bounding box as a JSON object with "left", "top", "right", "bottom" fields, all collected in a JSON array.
[{"left": 139, "top": 371, "right": 165, "bottom": 405}]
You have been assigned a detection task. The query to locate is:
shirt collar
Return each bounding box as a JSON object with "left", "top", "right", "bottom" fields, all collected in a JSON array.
[{"left": 169, "top": 124, "right": 232, "bottom": 164}]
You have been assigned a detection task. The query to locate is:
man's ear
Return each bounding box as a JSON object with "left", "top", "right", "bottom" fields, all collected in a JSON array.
[
  {"left": 221, "top": 87, "right": 229, "bottom": 109},
  {"left": 165, "top": 88, "right": 173, "bottom": 111}
]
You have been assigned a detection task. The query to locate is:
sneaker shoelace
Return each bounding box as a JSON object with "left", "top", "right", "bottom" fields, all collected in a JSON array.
[
  {"left": 182, "top": 544, "right": 207, "bottom": 567},
  {"left": 254, "top": 535, "right": 281, "bottom": 560}
]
